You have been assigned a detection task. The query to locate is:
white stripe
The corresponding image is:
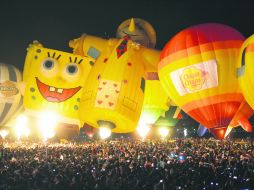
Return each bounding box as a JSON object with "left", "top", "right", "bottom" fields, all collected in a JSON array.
[
  {"left": 14, "top": 66, "right": 22, "bottom": 81},
  {"left": 0, "top": 102, "right": 5, "bottom": 125},
  {"left": 2, "top": 94, "right": 22, "bottom": 125},
  {"left": 0, "top": 63, "right": 9, "bottom": 83}
]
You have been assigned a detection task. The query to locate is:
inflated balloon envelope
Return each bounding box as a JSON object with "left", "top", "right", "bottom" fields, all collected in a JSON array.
[
  {"left": 198, "top": 100, "right": 253, "bottom": 138},
  {"left": 138, "top": 72, "right": 168, "bottom": 126},
  {"left": 82, "top": 123, "right": 97, "bottom": 138},
  {"left": 158, "top": 23, "right": 245, "bottom": 139},
  {"left": 22, "top": 41, "right": 94, "bottom": 137},
  {"left": 197, "top": 124, "right": 208, "bottom": 137},
  {"left": 237, "top": 35, "right": 254, "bottom": 110},
  {"left": 225, "top": 100, "right": 253, "bottom": 137},
  {"left": 155, "top": 105, "right": 182, "bottom": 128},
  {"left": 226, "top": 34, "right": 254, "bottom": 138},
  {"left": 0, "top": 63, "right": 23, "bottom": 127},
  {"left": 69, "top": 18, "right": 161, "bottom": 133}
]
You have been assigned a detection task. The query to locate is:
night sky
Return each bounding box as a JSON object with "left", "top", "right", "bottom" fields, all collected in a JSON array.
[{"left": 1, "top": 0, "right": 254, "bottom": 70}]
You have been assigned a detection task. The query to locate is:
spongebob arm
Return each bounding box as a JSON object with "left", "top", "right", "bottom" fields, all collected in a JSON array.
[
  {"left": 20, "top": 41, "right": 44, "bottom": 95},
  {"left": 23, "top": 41, "right": 43, "bottom": 81},
  {"left": 69, "top": 34, "right": 118, "bottom": 59}
]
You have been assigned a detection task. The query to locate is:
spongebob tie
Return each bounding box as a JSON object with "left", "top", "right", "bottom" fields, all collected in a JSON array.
[{"left": 116, "top": 36, "right": 130, "bottom": 58}]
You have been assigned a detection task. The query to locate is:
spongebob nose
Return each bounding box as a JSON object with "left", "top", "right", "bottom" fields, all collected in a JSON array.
[{"left": 56, "top": 76, "right": 66, "bottom": 83}]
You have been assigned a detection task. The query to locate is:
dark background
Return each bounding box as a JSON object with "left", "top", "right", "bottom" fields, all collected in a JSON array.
[{"left": 0, "top": 0, "right": 254, "bottom": 70}]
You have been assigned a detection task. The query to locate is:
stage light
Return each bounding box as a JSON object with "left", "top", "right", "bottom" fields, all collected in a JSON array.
[
  {"left": 23, "top": 126, "right": 30, "bottom": 137},
  {"left": 38, "top": 111, "right": 59, "bottom": 126},
  {"left": 37, "top": 111, "right": 59, "bottom": 141},
  {"left": 137, "top": 124, "right": 150, "bottom": 138},
  {"left": 99, "top": 127, "right": 111, "bottom": 139},
  {"left": 0, "top": 129, "right": 9, "bottom": 139},
  {"left": 158, "top": 127, "right": 169, "bottom": 138},
  {"left": 14, "top": 114, "right": 29, "bottom": 140}
]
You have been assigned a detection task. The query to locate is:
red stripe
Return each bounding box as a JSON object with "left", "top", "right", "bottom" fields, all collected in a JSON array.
[
  {"left": 159, "top": 41, "right": 242, "bottom": 70},
  {"left": 159, "top": 23, "right": 244, "bottom": 69},
  {"left": 209, "top": 127, "right": 228, "bottom": 140},
  {"left": 182, "top": 93, "right": 243, "bottom": 112},
  {"left": 187, "top": 101, "right": 241, "bottom": 129},
  {"left": 160, "top": 23, "right": 244, "bottom": 59}
]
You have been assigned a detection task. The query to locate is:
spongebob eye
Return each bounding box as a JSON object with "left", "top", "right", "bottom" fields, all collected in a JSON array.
[
  {"left": 43, "top": 59, "right": 55, "bottom": 70},
  {"left": 40, "top": 58, "right": 58, "bottom": 77},
  {"left": 66, "top": 64, "right": 78, "bottom": 75}
]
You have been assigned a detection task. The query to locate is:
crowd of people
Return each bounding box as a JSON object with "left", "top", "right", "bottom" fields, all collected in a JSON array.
[{"left": 0, "top": 138, "right": 254, "bottom": 190}]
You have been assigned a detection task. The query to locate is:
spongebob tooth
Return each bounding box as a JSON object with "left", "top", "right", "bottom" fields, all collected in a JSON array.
[
  {"left": 57, "top": 88, "right": 63, "bottom": 93},
  {"left": 49, "top": 86, "right": 55, "bottom": 92}
]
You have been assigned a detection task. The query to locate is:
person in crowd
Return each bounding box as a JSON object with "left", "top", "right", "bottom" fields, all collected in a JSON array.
[{"left": 0, "top": 138, "right": 253, "bottom": 190}]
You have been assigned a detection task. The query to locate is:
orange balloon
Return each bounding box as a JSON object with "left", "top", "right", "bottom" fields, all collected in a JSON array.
[{"left": 159, "top": 23, "right": 245, "bottom": 139}]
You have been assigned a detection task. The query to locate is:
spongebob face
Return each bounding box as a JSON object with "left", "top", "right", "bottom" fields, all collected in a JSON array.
[
  {"left": 23, "top": 42, "right": 93, "bottom": 119},
  {"left": 35, "top": 57, "right": 82, "bottom": 103}
]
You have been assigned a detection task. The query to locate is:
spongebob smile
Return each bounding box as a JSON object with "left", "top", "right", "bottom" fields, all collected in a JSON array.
[{"left": 36, "top": 77, "right": 81, "bottom": 103}]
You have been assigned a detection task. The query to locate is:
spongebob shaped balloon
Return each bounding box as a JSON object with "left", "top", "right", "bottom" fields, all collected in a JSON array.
[
  {"left": 22, "top": 41, "right": 94, "bottom": 137},
  {"left": 69, "top": 18, "right": 161, "bottom": 133}
]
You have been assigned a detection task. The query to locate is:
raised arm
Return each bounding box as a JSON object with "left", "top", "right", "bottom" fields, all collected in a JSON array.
[{"left": 69, "top": 34, "right": 118, "bottom": 59}]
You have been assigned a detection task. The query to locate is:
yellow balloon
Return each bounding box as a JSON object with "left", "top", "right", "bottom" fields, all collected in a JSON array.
[
  {"left": 23, "top": 41, "right": 94, "bottom": 129},
  {"left": 237, "top": 34, "right": 254, "bottom": 109},
  {"left": 139, "top": 73, "right": 168, "bottom": 125},
  {"left": 116, "top": 18, "right": 157, "bottom": 48},
  {"left": 69, "top": 35, "right": 160, "bottom": 133}
]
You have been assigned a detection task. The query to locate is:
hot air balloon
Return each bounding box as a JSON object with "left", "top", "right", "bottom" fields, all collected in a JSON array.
[
  {"left": 237, "top": 35, "right": 254, "bottom": 109},
  {"left": 155, "top": 106, "right": 182, "bottom": 128},
  {"left": 69, "top": 18, "right": 160, "bottom": 133},
  {"left": 225, "top": 100, "right": 253, "bottom": 137},
  {"left": 158, "top": 23, "right": 245, "bottom": 139},
  {"left": 197, "top": 124, "right": 208, "bottom": 137},
  {"left": 116, "top": 18, "right": 156, "bottom": 48},
  {"left": 82, "top": 123, "right": 97, "bottom": 138},
  {"left": 22, "top": 41, "right": 94, "bottom": 138},
  {"left": 0, "top": 63, "right": 23, "bottom": 128},
  {"left": 198, "top": 100, "right": 253, "bottom": 137},
  {"left": 138, "top": 72, "right": 168, "bottom": 126},
  {"left": 154, "top": 105, "right": 182, "bottom": 138}
]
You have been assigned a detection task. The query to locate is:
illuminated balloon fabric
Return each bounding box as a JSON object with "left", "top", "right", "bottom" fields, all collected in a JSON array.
[
  {"left": 198, "top": 100, "right": 253, "bottom": 138},
  {"left": 69, "top": 20, "right": 160, "bottom": 133},
  {"left": 225, "top": 100, "right": 253, "bottom": 137},
  {"left": 230, "top": 100, "right": 253, "bottom": 131},
  {"left": 237, "top": 35, "right": 254, "bottom": 110},
  {"left": 23, "top": 42, "right": 94, "bottom": 131},
  {"left": 0, "top": 63, "right": 23, "bottom": 126},
  {"left": 139, "top": 72, "right": 168, "bottom": 125},
  {"left": 197, "top": 124, "right": 208, "bottom": 137},
  {"left": 82, "top": 123, "right": 97, "bottom": 137},
  {"left": 158, "top": 23, "right": 245, "bottom": 139},
  {"left": 116, "top": 18, "right": 157, "bottom": 48},
  {"left": 155, "top": 106, "right": 182, "bottom": 128}
]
